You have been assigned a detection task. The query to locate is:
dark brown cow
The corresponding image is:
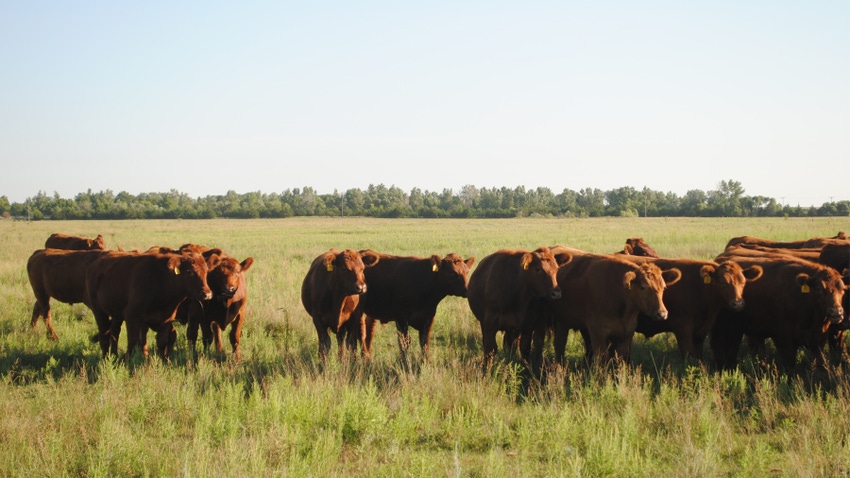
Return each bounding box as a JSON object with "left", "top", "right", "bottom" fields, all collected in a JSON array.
[
  {"left": 355, "top": 251, "right": 475, "bottom": 363},
  {"left": 627, "top": 256, "right": 763, "bottom": 360},
  {"left": 45, "top": 233, "right": 105, "bottom": 250},
  {"left": 26, "top": 248, "right": 112, "bottom": 340},
  {"left": 617, "top": 238, "right": 661, "bottom": 258},
  {"left": 179, "top": 255, "right": 254, "bottom": 361},
  {"left": 725, "top": 232, "right": 849, "bottom": 250},
  {"left": 300, "top": 248, "right": 380, "bottom": 362},
  {"left": 466, "top": 246, "right": 572, "bottom": 366},
  {"left": 85, "top": 250, "right": 219, "bottom": 360},
  {"left": 549, "top": 253, "right": 681, "bottom": 364},
  {"left": 711, "top": 253, "right": 847, "bottom": 370}
]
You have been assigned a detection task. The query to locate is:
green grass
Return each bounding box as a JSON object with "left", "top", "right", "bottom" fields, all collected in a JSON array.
[{"left": 1, "top": 217, "right": 849, "bottom": 477}]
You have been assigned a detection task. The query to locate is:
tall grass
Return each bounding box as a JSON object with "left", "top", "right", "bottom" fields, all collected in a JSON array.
[{"left": 1, "top": 217, "right": 848, "bottom": 477}]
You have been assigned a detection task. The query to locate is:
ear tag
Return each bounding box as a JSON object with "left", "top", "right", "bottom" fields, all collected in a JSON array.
[
  {"left": 801, "top": 284, "right": 810, "bottom": 293},
  {"left": 326, "top": 264, "right": 334, "bottom": 272},
  {"left": 523, "top": 263, "right": 529, "bottom": 271},
  {"left": 626, "top": 282, "right": 631, "bottom": 290},
  {"left": 173, "top": 266, "right": 180, "bottom": 275},
  {"left": 432, "top": 264, "right": 439, "bottom": 272},
  {"left": 704, "top": 276, "right": 711, "bottom": 284}
]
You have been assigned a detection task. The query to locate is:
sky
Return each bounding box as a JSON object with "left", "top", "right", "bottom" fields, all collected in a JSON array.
[{"left": 1, "top": 1, "right": 848, "bottom": 207}]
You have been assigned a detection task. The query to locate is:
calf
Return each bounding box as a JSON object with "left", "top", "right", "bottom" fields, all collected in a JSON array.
[
  {"left": 357, "top": 251, "right": 475, "bottom": 363},
  {"left": 26, "top": 248, "right": 111, "bottom": 340},
  {"left": 45, "top": 233, "right": 105, "bottom": 250},
  {"left": 300, "top": 248, "right": 380, "bottom": 362}
]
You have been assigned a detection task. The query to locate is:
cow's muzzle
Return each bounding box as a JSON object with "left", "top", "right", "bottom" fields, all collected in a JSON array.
[
  {"left": 650, "top": 309, "right": 669, "bottom": 321},
  {"left": 549, "top": 288, "right": 562, "bottom": 300},
  {"left": 828, "top": 307, "right": 844, "bottom": 324},
  {"left": 729, "top": 299, "right": 745, "bottom": 312}
]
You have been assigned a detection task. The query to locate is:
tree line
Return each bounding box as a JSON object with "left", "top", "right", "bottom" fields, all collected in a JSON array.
[{"left": 1, "top": 180, "right": 848, "bottom": 220}]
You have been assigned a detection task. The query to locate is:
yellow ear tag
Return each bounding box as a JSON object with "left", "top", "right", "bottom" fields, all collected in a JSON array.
[
  {"left": 704, "top": 276, "right": 711, "bottom": 284},
  {"left": 432, "top": 264, "right": 439, "bottom": 272},
  {"left": 326, "top": 264, "right": 334, "bottom": 272},
  {"left": 801, "top": 284, "right": 810, "bottom": 293},
  {"left": 523, "top": 263, "right": 529, "bottom": 271},
  {"left": 626, "top": 282, "right": 631, "bottom": 290},
  {"left": 173, "top": 266, "right": 180, "bottom": 275}
]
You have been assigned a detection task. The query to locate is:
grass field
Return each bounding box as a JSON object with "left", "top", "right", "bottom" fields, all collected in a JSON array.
[{"left": 1, "top": 217, "right": 849, "bottom": 477}]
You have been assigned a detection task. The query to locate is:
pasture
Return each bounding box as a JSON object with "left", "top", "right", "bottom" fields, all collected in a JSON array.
[{"left": 1, "top": 217, "right": 849, "bottom": 477}]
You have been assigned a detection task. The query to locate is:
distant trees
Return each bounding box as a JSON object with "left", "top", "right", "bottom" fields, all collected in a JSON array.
[{"left": 1, "top": 180, "right": 848, "bottom": 220}]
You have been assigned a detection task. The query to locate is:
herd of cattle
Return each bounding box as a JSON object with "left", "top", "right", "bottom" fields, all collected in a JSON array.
[{"left": 25, "top": 231, "right": 850, "bottom": 372}]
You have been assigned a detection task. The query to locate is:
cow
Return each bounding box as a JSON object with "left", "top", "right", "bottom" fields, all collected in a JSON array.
[
  {"left": 548, "top": 253, "right": 682, "bottom": 365},
  {"left": 26, "top": 248, "right": 112, "bottom": 340},
  {"left": 354, "top": 251, "right": 475, "bottom": 365},
  {"left": 617, "top": 238, "right": 661, "bottom": 258},
  {"left": 85, "top": 250, "right": 219, "bottom": 361},
  {"left": 710, "top": 253, "right": 847, "bottom": 370},
  {"left": 724, "top": 232, "right": 849, "bottom": 250},
  {"left": 300, "top": 248, "right": 380, "bottom": 362},
  {"left": 624, "top": 256, "right": 763, "bottom": 360},
  {"left": 179, "top": 255, "right": 254, "bottom": 360},
  {"left": 466, "top": 246, "right": 572, "bottom": 368},
  {"left": 45, "top": 233, "right": 105, "bottom": 251}
]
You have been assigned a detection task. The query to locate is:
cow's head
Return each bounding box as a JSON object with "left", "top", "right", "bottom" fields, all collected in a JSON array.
[
  {"left": 624, "top": 262, "right": 681, "bottom": 321},
  {"left": 89, "top": 234, "right": 106, "bottom": 250},
  {"left": 621, "top": 238, "right": 660, "bottom": 258},
  {"left": 796, "top": 267, "right": 846, "bottom": 324},
  {"left": 433, "top": 253, "right": 476, "bottom": 297},
  {"left": 329, "top": 249, "right": 380, "bottom": 295},
  {"left": 524, "top": 246, "right": 572, "bottom": 300},
  {"left": 704, "top": 261, "right": 764, "bottom": 311},
  {"left": 169, "top": 252, "right": 216, "bottom": 301},
  {"left": 207, "top": 256, "right": 255, "bottom": 299}
]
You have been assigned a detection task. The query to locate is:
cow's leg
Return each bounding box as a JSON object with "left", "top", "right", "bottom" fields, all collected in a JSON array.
[
  {"left": 675, "top": 326, "right": 698, "bottom": 360},
  {"left": 125, "top": 318, "right": 143, "bottom": 363},
  {"left": 552, "top": 322, "right": 569, "bottom": 364},
  {"left": 155, "top": 323, "right": 174, "bottom": 361},
  {"left": 528, "top": 322, "right": 548, "bottom": 374},
  {"left": 480, "top": 316, "right": 498, "bottom": 368},
  {"left": 186, "top": 316, "right": 200, "bottom": 357},
  {"left": 211, "top": 322, "right": 225, "bottom": 355},
  {"left": 363, "top": 316, "right": 378, "bottom": 360},
  {"left": 31, "top": 298, "right": 59, "bottom": 341},
  {"left": 229, "top": 315, "right": 244, "bottom": 361},
  {"left": 418, "top": 320, "right": 434, "bottom": 360},
  {"left": 772, "top": 335, "right": 798, "bottom": 370},
  {"left": 91, "top": 309, "right": 112, "bottom": 358},
  {"left": 313, "top": 319, "right": 331, "bottom": 362},
  {"left": 613, "top": 334, "right": 633, "bottom": 364},
  {"left": 396, "top": 320, "right": 411, "bottom": 369},
  {"left": 108, "top": 316, "right": 125, "bottom": 357},
  {"left": 201, "top": 320, "right": 214, "bottom": 352}
]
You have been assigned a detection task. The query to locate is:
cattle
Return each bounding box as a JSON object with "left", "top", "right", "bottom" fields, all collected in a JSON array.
[
  {"left": 26, "top": 248, "right": 112, "bottom": 340},
  {"left": 624, "top": 256, "right": 763, "bottom": 360},
  {"left": 85, "top": 250, "right": 219, "bottom": 360},
  {"left": 466, "top": 246, "right": 572, "bottom": 367},
  {"left": 45, "top": 233, "right": 105, "bottom": 251},
  {"left": 724, "top": 232, "right": 849, "bottom": 250},
  {"left": 617, "top": 238, "right": 661, "bottom": 258},
  {"left": 300, "top": 248, "right": 380, "bottom": 362},
  {"left": 710, "top": 252, "right": 847, "bottom": 370},
  {"left": 355, "top": 251, "right": 475, "bottom": 364},
  {"left": 179, "top": 255, "right": 254, "bottom": 360},
  {"left": 548, "top": 253, "right": 681, "bottom": 365}
]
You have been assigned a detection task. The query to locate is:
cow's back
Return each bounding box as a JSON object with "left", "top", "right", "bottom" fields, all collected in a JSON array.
[{"left": 28, "top": 249, "right": 110, "bottom": 304}]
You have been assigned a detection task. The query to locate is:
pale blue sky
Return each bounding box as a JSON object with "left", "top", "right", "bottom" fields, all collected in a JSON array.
[{"left": 1, "top": 1, "right": 848, "bottom": 206}]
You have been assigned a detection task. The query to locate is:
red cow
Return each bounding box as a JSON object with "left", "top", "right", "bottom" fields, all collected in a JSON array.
[
  {"left": 617, "top": 238, "right": 661, "bottom": 258},
  {"left": 85, "top": 250, "right": 219, "bottom": 360},
  {"left": 711, "top": 253, "right": 846, "bottom": 370},
  {"left": 26, "top": 248, "right": 112, "bottom": 340},
  {"left": 725, "top": 232, "right": 849, "bottom": 250},
  {"left": 45, "top": 233, "right": 105, "bottom": 250},
  {"left": 466, "top": 246, "right": 572, "bottom": 366},
  {"left": 300, "top": 248, "right": 380, "bottom": 362},
  {"left": 355, "top": 251, "right": 475, "bottom": 363},
  {"left": 627, "top": 256, "right": 763, "bottom": 360},
  {"left": 549, "top": 253, "right": 682, "bottom": 364},
  {"left": 180, "top": 255, "right": 254, "bottom": 360}
]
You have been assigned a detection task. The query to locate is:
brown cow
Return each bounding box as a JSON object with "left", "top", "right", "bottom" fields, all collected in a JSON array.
[
  {"left": 355, "top": 251, "right": 475, "bottom": 364},
  {"left": 549, "top": 253, "right": 682, "bottom": 365},
  {"left": 85, "top": 250, "right": 219, "bottom": 360},
  {"left": 466, "top": 246, "right": 572, "bottom": 367},
  {"left": 711, "top": 253, "right": 847, "bottom": 370},
  {"left": 627, "top": 256, "right": 763, "bottom": 360},
  {"left": 617, "top": 238, "right": 661, "bottom": 258},
  {"left": 26, "top": 248, "right": 112, "bottom": 340},
  {"left": 180, "top": 255, "right": 254, "bottom": 360},
  {"left": 300, "top": 248, "right": 380, "bottom": 362},
  {"left": 724, "top": 232, "right": 849, "bottom": 250},
  {"left": 45, "top": 233, "right": 105, "bottom": 250}
]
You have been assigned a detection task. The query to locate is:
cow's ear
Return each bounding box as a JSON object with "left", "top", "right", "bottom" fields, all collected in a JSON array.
[
  {"left": 203, "top": 248, "right": 223, "bottom": 260},
  {"left": 465, "top": 257, "right": 475, "bottom": 268},
  {"left": 555, "top": 252, "right": 573, "bottom": 267},
  {"left": 240, "top": 257, "right": 254, "bottom": 272},
  {"left": 323, "top": 253, "right": 336, "bottom": 271},
  {"left": 361, "top": 251, "right": 380, "bottom": 267},
  {"left": 206, "top": 253, "right": 222, "bottom": 270},
  {"left": 521, "top": 253, "right": 533, "bottom": 271},
  {"left": 623, "top": 271, "right": 636, "bottom": 290},
  {"left": 795, "top": 273, "right": 811, "bottom": 293},
  {"left": 168, "top": 255, "right": 182, "bottom": 275},
  {"left": 700, "top": 265, "right": 715, "bottom": 284},
  {"left": 663, "top": 268, "right": 682, "bottom": 286},
  {"left": 623, "top": 244, "right": 634, "bottom": 255},
  {"left": 744, "top": 265, "right": 763, "bottom": 282},
  {"left": 430, "top": 255, "right": 441, "bottom": 272}
]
